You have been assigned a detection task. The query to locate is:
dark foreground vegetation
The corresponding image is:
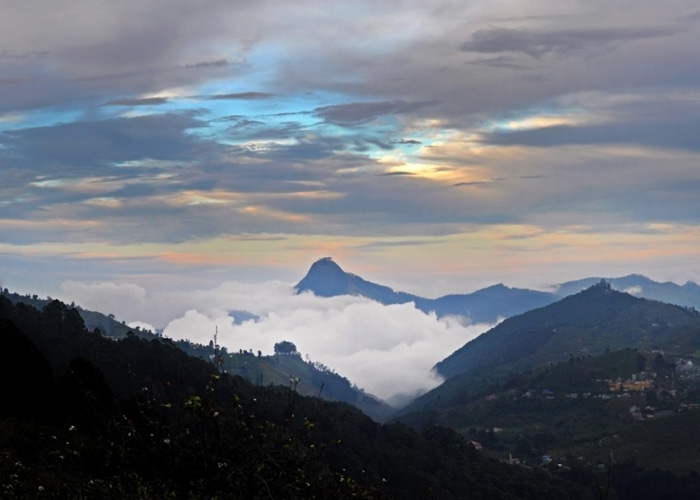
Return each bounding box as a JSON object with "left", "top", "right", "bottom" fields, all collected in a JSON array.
[{"left": 0, "top": 294, "right": 698, "bottom": 499}]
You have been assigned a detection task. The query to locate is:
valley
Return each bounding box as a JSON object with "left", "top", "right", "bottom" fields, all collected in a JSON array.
[{"left": 2, "top": 261, "right": 700, "bottom": 498}]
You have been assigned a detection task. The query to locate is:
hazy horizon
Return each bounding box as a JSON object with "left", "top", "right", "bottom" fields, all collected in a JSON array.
[{"left": 4, "top": 258, "right": 697, "bottom": 405}]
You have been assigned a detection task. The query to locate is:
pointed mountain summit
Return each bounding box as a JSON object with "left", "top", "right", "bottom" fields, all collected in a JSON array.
[
  {"left": 295, "top": 257, "right": 556, "bottom": 322},
  {"left": 294, "top": 259, "right": 700, "bottom": 324},
  {"left": 295, "top": 257, "right": 349, "bottom": 297},
  {"left": 295, "top": 257, "right": 419, "bottom": 304}
]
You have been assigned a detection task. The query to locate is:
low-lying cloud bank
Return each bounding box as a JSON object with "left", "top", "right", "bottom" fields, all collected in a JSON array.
[{"left": 61, "top": 280, "right": 492, "bottom": 405}]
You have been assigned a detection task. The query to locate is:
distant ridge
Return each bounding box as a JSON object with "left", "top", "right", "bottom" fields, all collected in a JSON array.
[
  {"left": 295, "top": 258, "right": 557, "bottom": 323},
  {"left": 554, "top": 274, "right": 700, "bottom": 310},
  {"left": 295, "top": 258, "right": 700, "bottom": 323},
  {"left": 434, "top": 280, "right": 700, "bottom": 380}
]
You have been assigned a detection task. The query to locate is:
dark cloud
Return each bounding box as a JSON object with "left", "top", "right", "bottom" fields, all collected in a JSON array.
[
  {"left": 681, "top": 9, "right": 700, "bottom": 22},
  {"left": 465, "top": 56, "right": 533, "bottom": 70},
  {"left": 377, "top": 171, "right": 415, "bottom": 177},
  {"left": 351, "top": 137, "right": 393, "bottom": 152},
  {"left": 224, "top": 118, "right": 266, "bottom": 128},
  {"left": 453, "top": 178, "right": 504, "bottom": 187},
  {"left": 224, "top": 120, "right": 308, "bottom": 141},
  {"left": 480, "top": 119, "right": 700, "bottom": 152},
  {"left": 393, "top": 139, "right": 422, "bottom": 145},
  {"left": 0, "top": 49, "right": 49, "bottom": 60},
  {"left": 105, "top": 97, "right": 169, "bottom": 106},
  {"left": 314, "top": 100, "right": 430, "bottom": 126},
  {"left": 0, "top": 112, "right": 213, "bottom": 172},
  {"left": 459, "top": 26, "right": 676, "bottom": 58},
  {"left": 0, "top": 77, "right": 32, "bottom": 85},
  {"left": 208, "top": 92, "right": 275, "bottom": 100},
  {"left": 185, "top": 58, "right": 231, "bottom": 69}
]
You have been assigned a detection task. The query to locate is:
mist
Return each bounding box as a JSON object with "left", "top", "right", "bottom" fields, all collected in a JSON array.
[{"left": 61, "top": 280, "right": 492, "bottom": 405}]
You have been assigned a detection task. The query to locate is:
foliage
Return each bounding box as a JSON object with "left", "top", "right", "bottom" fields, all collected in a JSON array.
[
  {"left": 273, "top": 340, "right": 298, "bottom": 354},
  {"left": 435, "top": 283, "right": 700, "bottom": 380}
]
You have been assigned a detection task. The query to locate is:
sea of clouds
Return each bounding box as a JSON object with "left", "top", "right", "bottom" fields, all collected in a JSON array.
[{"left": 61, "top": 280, "right": 492, "bottom": 406}]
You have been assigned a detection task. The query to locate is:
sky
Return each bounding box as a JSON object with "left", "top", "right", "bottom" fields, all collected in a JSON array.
[{"left": 2, "top": 1, "right": 700, "bottom": 401}]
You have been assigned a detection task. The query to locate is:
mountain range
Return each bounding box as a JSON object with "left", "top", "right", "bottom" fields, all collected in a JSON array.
[
  {"left": 434, "top": 280, "right": 700, "bottom": 380},
  {"left": 296, "top": 257, "right": 555, "bottom": 323},
  {"left": 393, "top": 283, "right": 700, "bottom": 476},
  {"left": 295, "top": 257, "right": 700, "bottom": 323},
  {"left": 0, "top": 288, "right": 392, "bottom": 421},
  {"left": 0, "top": 291, "right": 610, "bottom": 499},
  {"left": 397, "top": 281, "right": 700, "bottom": 418},
  {"left": 4, "top": 263, "right": 700, "bottom": 496}
]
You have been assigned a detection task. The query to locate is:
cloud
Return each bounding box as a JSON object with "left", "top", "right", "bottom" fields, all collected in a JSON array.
[
  {"left": 479, "top": 102, "right": 700, "bottom": 152},
  {"left": 61, "top": 281, "right": 149, "bottom": 318},
  {"left": 185, "top": 59, "right": 232, "bottom": 69},
  {"left": 208, "top": 92, "right": 275, "bottom": 100},
  {"left": 622, "top": 285, "right": 643, "bottom": 295},
  {"left": 377, "top": 171, "right": 415, "bottom": 177},
  {"left": 453, "top": 178, "right": 504, "bottom": 187},
  {"left": 0, "top": 112, "right": 211, "bottom": 170},
  {"left": 465, "top": 56, "right": 533, "bottom": 70},
  {"left": 0, "top": 49, "right": 49, "bottom": 60},
  {"left": 459, "top": 26, "right": 676, "bottom": 58},
  {"left": 168, "top": 297, "right": 490, "bottom": 406},
  {"left": 105, "top": 97, "right": 169, "bottom": 106},
  {"left": 60, "top": 279, "right": 490, "bottom": 405},
  {"left": 314, "top": 101, "right": 429, "bottom": 126},
  {"left": 128, "top": 320, "right": 156, "bottom": 332},
  {"left": 393, "top": 139, "right": 422, "bottom": 145}
]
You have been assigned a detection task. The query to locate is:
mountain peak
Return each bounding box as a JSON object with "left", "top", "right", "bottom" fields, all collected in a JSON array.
[
  {"left": 295, "top": 257, "right": 351, "bottom": 297},
  {"left": 478, "top": 283, "right": 509, "bottom": 293},
  {"left": 306, "top": 257, "right": 346, "bottom": 277}
]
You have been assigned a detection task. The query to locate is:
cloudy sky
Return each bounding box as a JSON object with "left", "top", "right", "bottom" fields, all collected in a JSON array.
[
  {"left": 3, "top": 0, "right": 700, "bottom": 402},
  {"left": 3, "top": 0, "right": 700, "bottom": 298}
]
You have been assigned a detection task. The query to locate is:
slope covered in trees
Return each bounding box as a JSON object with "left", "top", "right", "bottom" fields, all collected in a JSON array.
[
  {"left": 0, "top": 295, "right": 603, "bottom": 499},
  {"left": 435, "top": 281, "right": 700, "bottom": 380},
  {"left": 1, "top": 288, "right": 392, "bottom": 421}
]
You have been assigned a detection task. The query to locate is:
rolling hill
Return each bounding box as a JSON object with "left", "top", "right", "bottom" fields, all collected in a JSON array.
[
  {"left": 397, "top": 346, "right": 700, "bottom": 477},
  {"left": 0, "top": 288, "right": 391, "bottom": 421},
  {"left": 0, "top": 293, "right": 605, "bottom": 500},
  {"left": 434, "top": 280, "right": 700, "bottom": 380}
]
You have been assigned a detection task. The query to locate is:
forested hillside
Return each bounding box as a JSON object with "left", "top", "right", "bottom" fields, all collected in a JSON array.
[
  {"left": 1, "top": 288, "right": 391, "bottom": 421},
  {"left": 0, "top": 295, "right": 602, "bottom": 499},
  {"left": 435, "top": 281, "right": 700, "bottom": 380}
]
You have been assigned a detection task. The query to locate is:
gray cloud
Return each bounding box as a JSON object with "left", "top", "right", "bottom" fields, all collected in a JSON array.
[
  {"left": 377, "top": 171, "right": 415, "bottom": 176},
  {"left": 459, "top": 26, "right": 676, "bottom": 58},
  {"left": 208, "top": 92, "right": 275, "bottom": 100},
  {"left": 185, "top": 59, "right": 231, "bottom": 69},
  {"left": 314, "top": 100, "right": 430, "bottom": 126},
  {"left": 106, "top": 97, "right": 169, "bottom": 106},
  {"left": 453, "top": 178, "right": 504, "bottom": 187},
  {"left": 0, "top": 112, "right": 210, "bottom": 170},
  {"left": 465, "top": 56, "right": 534, "bottom": 70},
  {"left": 480, "top": 96, "right": 700, "bottom": 152},
  {"left": 0, "top": 49, "right": 50, "bottom": 60}
]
